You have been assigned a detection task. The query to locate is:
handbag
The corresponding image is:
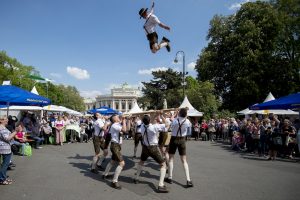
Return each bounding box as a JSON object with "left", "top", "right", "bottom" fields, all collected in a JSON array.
[
  {"left": 23, "top": 144, "right": 32, "bottom": 156},
  {"left": 49, "top": 136, "right": 54, "bottom": 144}
]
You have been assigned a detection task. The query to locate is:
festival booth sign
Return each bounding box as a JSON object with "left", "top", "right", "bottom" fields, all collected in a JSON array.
[{"left": 179, "top": 96, "right": 203, "bottom": 117}]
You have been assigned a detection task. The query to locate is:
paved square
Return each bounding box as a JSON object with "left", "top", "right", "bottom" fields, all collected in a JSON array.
[{"left": 1, "top": 140, "right": 299, "bottom": 200}]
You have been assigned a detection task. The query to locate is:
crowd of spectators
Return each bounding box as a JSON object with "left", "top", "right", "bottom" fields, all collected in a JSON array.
[{"left": 191, "top": 114, "right": 300, "bottom": 160}]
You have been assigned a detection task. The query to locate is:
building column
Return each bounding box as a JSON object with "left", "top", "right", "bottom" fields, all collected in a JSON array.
[
  {"left": 125, "top": 100, "right": 128, "bottom": 112},
  {"left": 112, "top": 100, "right": 115, "bottom": 110},
  {"left": 119, "top": 100, "right": 122, "bottom": 111}
]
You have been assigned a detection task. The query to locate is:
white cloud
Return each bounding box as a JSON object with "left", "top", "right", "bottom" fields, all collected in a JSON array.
[
  {"left": 66, "top": 66, "right": 90, "bottom": 80},
  {"left": 80, "top": 90, "right": 101, "bottom": 99},
  {"left": 187, "top": 62, "right": 196, "bottom": 71},
  {"left": 50, "top": 73, "right": 62, "bottom": 79},
  {"left": 138, "top": 67, "right": 169, "bottom": 75},
  {"left": 229, "top": 0, "right": 251, "bottom": 10}
]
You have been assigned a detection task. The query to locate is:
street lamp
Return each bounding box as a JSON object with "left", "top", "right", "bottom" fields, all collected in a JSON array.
[{"left": 174, "top": 51, "right": 186, "bottom": 97}]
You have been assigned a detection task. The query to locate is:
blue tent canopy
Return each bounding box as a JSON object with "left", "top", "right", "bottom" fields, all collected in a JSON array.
[
  {"left": 0, "top": 85, "right": 51, "bottom": 106},
  {"left": 250, "top": 93, "right": 300, "bottom": 110},
  {"left": 88, "top": 106, "right": 120, "bottom": 115}
]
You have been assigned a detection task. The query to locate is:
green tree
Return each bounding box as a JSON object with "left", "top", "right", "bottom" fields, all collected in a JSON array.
[
  {"left": 140, "top": 69, "right": 182, "bottom": 109},
  {"left": 139, "top": 69, "right": 220, "bottom": 118},
  {"left": 196, "top": 1, "right": 300, "bottom": 111},
  {"left": 185, "top": 76, "right": 220, "bottom": 118},
  {"left": 0, "top": 51, "right": 85, "bottom": 111}
]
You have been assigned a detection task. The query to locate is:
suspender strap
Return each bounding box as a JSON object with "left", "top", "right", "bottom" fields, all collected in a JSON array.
[
  {"left": 143, "top": 14, "right": 152, "bottom": 35},
  {"left": 176, "top": 118, "right": 186, "bottom": 137},
  {"left": 143, "top": 125, "right": 151, "bottom": 146}
]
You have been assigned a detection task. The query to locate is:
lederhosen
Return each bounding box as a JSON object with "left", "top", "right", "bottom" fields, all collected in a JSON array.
[
  {"left": 144, "top": 15, "right": 158, "bottom": 50},
  {"left": 93, "top": 124, "right": 104, "bottom": 154},
  {"left": 140, "top": 125, "right": 164, "bottom": 164},
  {"left": 110, "top": 125, "right": 123, "bottom": 162},
  {"left": 134, "top": 123, "right": 143, "bottom": 146},
  {"left": 158, "top": 130, "right": 169, "bottom": 147},
  {"left": 168, "top": 119, "right": 187, "bottom": 156}
]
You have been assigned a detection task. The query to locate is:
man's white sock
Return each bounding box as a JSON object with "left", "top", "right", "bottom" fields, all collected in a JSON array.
[
  {"left": 168, "top": 159, "right": 173, "bottom": 179},
  {"left": 135, "top": 164, "right": 143, "bottom": 180},
  {"left": 103, "top": 162, "right": 113, "bottom": 176},
  {"left": 113, "top": 165, "right": 123, "bottom": 183},
  {"left": 97, "top": 156, "right": 105, "bottom": 166},
  {"left": 159, "top": 167, "right": 167, "bottom": 187},
  {"left": 91, "top": 156, "right": 99, "bottom": 170},
  {"left": 183, "top": 161, "right": 191, "bottom": 181},
  {"left": 159, "top": 42, "right": 168, "bottom": 49}
]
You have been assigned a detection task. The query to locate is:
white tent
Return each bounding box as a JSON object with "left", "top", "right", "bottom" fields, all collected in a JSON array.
[
  {"left": 263, "top": 92, "right": 275, "bottom": 102},
  {"left": 238, "top": 92, "right": 299, "bottom": 115},
  {"left": 128, "top": 102, "right": 143, "bottom": 114},
  {"left": 42, "top": 105, "right": 68, "bottom": 112},
  {"left": 126, "top": 101, "right": 143, "bottom": 115},
  {"left": 42, "top": 105, "right": 82, "bottom": 116},
  {"left": 179, "top": 96, "right": 203, "bottom": 117},
  {"left": 62, "top": 107, "right": 83, "bottom": 116},
  {"left": 237, "top": 108, "right": 252, "bottom": 115},
  {"left": 31, "top": 86, "right": 39, "bottom": 95}
]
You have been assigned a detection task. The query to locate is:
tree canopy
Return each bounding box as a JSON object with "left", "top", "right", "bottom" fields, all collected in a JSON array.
[
  {"left": 195, "top": 0, "right": 300, "bottom": 111},
  {"left": 139, "top": 68, "right": 220, "bottom": 117},
  {"left": 0, "top": 51, "right": 85, "bottom": 111}
]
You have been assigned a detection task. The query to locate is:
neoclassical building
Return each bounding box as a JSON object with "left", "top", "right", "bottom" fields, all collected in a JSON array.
[
  {"left": 84, "top": 98, "right": 96, "bottom": 111},
  {"left": 95, "top": 83, "right": 141, "bottom": 113}
]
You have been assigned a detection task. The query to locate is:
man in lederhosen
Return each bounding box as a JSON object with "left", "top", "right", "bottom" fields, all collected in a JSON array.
[
  {"left": 139, "top": 1, "right": 171, "bottom": 53},
  {"left": 133, "top": 112, "right": 170, "bottom": 193},
  {"left": 133, "top": 116, "right": 142, "bottom": 158},
  {"left": 102, "top": 114, "right": 126, "bottom": 190},
  {"left": 165, "top": 108, "right": 194, "bottom": 188},
  {"left": 91, "top": 113, "right": 107, "bottom": 174}
]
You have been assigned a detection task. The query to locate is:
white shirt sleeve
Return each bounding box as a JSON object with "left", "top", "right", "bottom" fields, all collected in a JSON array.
[{"left": 152, "top": 15, "right": 160, "bottom": 24}]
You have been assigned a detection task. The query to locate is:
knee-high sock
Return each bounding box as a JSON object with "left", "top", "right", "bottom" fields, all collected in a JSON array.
[
  {"left": 103, "top": 162, "right": 113, "bottom": 176},
  {"left": 113, "top": 165, "right": 123, "bottom": 183},
  {"left": 134, "top": 146, "right": 137, "bottom": 157},
  {"left": 159, "top": 42, "right": 168, "bottom": 49},
  {"left": 97, "top": 155, "right": 105, "bottom": 166},
  {"left": 183, "top": 161, "right": 191, "bottom": 181},
  {"left": 91, "top": 155, "right": 99, "bottom": 170},
  {"left": 159, "top": 166, "right": 167, "bottom": 187},
  {"left": 168, "top": 159, "right": 173, "bottom": 179},
  {"left": 135, "top": 164, "right": 143, "bottom": 180}
]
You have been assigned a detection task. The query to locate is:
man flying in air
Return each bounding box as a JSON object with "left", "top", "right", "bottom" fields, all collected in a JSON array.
[{"left": 139, "top": 1, "right": 171, "bottom": 53}]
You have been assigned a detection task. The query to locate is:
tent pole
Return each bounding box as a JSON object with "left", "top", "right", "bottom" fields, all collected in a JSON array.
[{"left": 6, "top": 102, "right": 9, "bottom": 116}]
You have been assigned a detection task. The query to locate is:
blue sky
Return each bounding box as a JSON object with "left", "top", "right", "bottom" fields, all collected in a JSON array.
[{"left": 0, "top": 0, "right": 254, "bottom": 98}]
